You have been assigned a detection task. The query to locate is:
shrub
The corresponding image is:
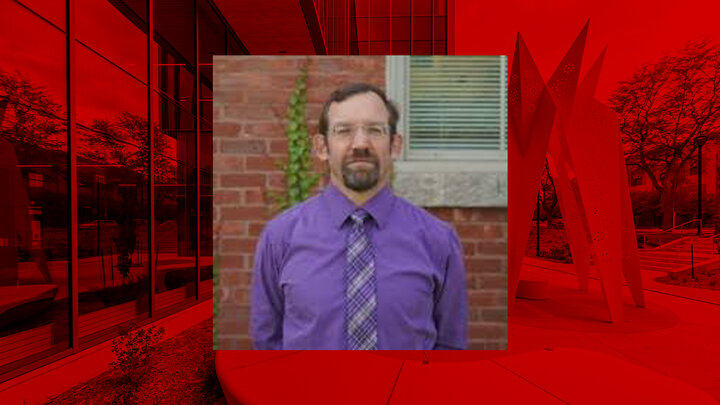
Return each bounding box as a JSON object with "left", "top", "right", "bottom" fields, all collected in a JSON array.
[
  {"left": 541, "top": 245, "right": 572, "bottom": 263},
  {"left": 111, "top": 323, "right": 165, "bottom": 403}
]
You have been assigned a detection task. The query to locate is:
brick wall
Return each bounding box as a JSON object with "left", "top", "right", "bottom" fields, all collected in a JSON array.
[{"left": 214, "top": 56, "right": 507, "bottom": 350}]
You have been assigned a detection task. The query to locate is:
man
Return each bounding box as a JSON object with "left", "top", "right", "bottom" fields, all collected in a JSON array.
[{"left": 251, "top": 83, "right": 467, "bottom": 350}]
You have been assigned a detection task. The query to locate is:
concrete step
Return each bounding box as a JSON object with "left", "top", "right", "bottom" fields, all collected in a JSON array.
[
  {"left": 639, "top": 259, "right": 696, "bottom": 269},
  {"left": 638, "top": 252, "right": 713, "bottom": 261},
  {"left": 640, "top": 264, "right": 683, "bottom": 272},
  {"left": 639, "top": 258, "right": 688, "bottom": 266},
  {"left": 638, "top": 252, "right": 711, "bottom": 260}
]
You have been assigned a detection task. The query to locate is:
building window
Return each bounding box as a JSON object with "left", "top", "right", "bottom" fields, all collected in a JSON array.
[
  {"left": 388, "top": 55, "right": 507, "bottom": 159},
  {"left": 631, "top": 171, "right": 643, "bottom": 186},
  {"left": 387, "top": 55, "right": 507, "bottom": 207},
  {"left": 29, "top": 172, "right": 44, "bottom": 188},
  {"left": 690, "top": 159, "right": 701, "bottom": 175}
]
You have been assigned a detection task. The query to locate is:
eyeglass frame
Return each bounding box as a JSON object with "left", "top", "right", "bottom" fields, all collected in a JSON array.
[{"left": 328, "top": 123, "right": 393, "bottom": 140}]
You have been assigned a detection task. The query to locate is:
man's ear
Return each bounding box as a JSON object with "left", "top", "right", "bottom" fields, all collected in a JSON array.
[
  {"left": 313, "top": 133, "right": 329, "bottom": 161},
  {"left": 390, "top": 133, "right": 403, "bottom": 159}
]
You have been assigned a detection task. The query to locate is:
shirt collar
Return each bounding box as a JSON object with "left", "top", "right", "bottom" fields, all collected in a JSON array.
[{"left": 323, "top": 183, "right": 395, "bottom": 229}]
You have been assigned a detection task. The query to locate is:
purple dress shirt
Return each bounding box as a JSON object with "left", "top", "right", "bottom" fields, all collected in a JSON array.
[{"left": 250, "top": 184, "right": 467, "bottom": 350}]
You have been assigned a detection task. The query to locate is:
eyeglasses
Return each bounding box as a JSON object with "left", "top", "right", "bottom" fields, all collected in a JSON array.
[{"left": 329, "top": 124, "right": 390, "bottom": 139}]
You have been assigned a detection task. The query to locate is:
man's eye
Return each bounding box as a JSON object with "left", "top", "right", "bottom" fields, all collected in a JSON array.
[
  {"left": 335, "top": 128, "right": 351, "bottom": 136},
  {"left": 367, "top": 126, "right": 383, "bottom": 136}
]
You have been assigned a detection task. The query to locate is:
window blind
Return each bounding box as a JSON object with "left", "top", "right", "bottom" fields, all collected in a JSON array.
[{"left": 407, "top": 56, "right": 507, "bottom": 153}]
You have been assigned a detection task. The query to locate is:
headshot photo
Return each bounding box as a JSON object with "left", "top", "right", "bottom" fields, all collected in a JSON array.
[{"left": 214, "top": 56, "right": 507, "bottom": 350}]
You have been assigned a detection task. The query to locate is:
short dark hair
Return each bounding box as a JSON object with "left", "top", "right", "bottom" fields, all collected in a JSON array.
[{"left": 318, "top": 83, "right": 399, "bottom": 136}]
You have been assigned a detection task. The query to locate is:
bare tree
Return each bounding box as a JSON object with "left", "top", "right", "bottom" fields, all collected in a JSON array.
[
  {"left": 0, "top": 70, "right": 65, "bottom": 150},
  {"left": 539, "top": 159, "right": 560, "bottom": 226},
  {"left": 611, "top": 40, "right": 720, "bottom": 229}
]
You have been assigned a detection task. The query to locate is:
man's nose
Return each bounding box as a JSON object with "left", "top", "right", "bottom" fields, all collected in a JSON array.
[{"left": 350, "top": 130, "right": 371, "bottom": 149}]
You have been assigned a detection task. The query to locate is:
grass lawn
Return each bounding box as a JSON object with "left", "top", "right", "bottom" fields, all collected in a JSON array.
[
  {"left": 655, "top": 268, "right": 720, "bottom": 291},
  {"left": 45, "top": 318, "right": 224, "bottom": 405}
]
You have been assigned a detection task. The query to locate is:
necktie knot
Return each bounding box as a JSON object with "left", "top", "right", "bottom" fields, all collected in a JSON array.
[{"left": 350, "top": 209, "right": 369, "bottom": 226}]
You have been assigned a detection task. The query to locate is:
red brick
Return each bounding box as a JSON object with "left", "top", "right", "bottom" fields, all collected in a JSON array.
[
  {"left": 467, "top": 340, "right": 507, "bottom": 350},
  {"left": 221, "top": 238, "right": 257, "bottom": 254},
  {"left": 220, "top": 58, "right": 296, "bottom": 73},
  {"left": 217, "top": 336, "right": 253, "bottom": 350},
  {"left": 213, "top": 88, "right": 246, "bottom": 104},
  {"left": 248, "top": 222, "right": 266, "bottom": 237},
  {"left": 477, "top": 274, "right": 507, "bottom": 289},
  {"left": 221, "top": 269, "right": 253, "bottom": 287},
  {"left": 245, "top": 90, "right": 288, "bottom": 105},
  {"left": 218, "top": 254, "right": 244, "bottom": 270},
  {"left": 219, "top": 71, "right": 273, "bottom": 89},
  {"left": 215, "top": 155, "right": 245, "bottom": 172},
  {"left": 218, "top": 221, "right": 246, "bottom": 237},
  {"left": 243, "top": 122, "right": 284, "bottom": 137},
  {"left": 214, "top": 122, "right": 241, "bottom": 138},
  {"left": 214, "top": 104, "right": 224, "bottom": 121},
  {"left": 467, "top": 341, "right": 487, "bottom": 350},
  {"left": 269, "top": 139, "right": 289, "bottom": 154},
  {"left": 217, "top": 318, "right": 249, "bottom": 337},
  {"left": 469, "top": 323, "right": 507, "bottom": 340},
  {"left": 483, "top": 341, "right": 508, "bottom": 350},
  {"left": 468, "top": 290, "right": 497, "bottom": 306},
  {"left": 268, "top": 57, "right": 305, "bottom": 71},
  {"left": 214, "top": 190, "right": 241, "bottom": 205},
  {"left": 221, "top": 139, "right": 267, "bottom": 154},
  {"left": 475, "top": 241, "right": 507, "bottom": 255},
  {"left": 217, "top": 304, "right": 251, "bottom": 321},
  {"left": 221, "top": 206, "right": 268, "bottom": 221},
  {"left": 465, "top": 258, "right": 505, "bottom": 273},
  {"left": 461, "top": 242, "right": 476, "bottom": 256},
  {"left": 233, "top": 288, "right": 250, "bottom": 305},
  {"left": 456, "top": 224, "right": 505, "bottom": 240},
  {"left": 221, "top": 173, "right": 266, "bottom": 188},
  {"left": 270, "top": 74, "right": 301, "bottom": 90},
  {"left": 267, "top": 173, "right": 286, "bottom": 188},
  {"left": 246, "top": 156, "right": 281, "bottom": 172},
  {"left": 426, "top": 207, "right": 453, "bottom": 222},
  {"left": 471, "top": 208, "right": 508, "bottom": 222},
  {"left": 481, "top": 308, "right": 508, "bottom": 323},
  {"left": 245, "top": 188, "right": 266, "bottom": 205},
  {"left": 466, "top": 273, "right": 478, "bottom": 289}
]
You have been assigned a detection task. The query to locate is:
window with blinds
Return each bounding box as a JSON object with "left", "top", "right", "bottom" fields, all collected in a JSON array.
[{"left": 388, "top": 56, "right": 507, "bottom": 160}]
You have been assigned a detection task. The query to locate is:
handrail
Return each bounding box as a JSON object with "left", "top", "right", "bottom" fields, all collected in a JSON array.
[
  {"left": 709, "top": 232, "right": 720, "bottom": 256},
  {"left": 656, "top": 218, "right": 702, "bottom": 235},
  {"left": 640, "top": 219, "right": 703, "bottom": 247}
]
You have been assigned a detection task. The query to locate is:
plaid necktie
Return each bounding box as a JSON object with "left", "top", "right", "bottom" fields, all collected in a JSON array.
[{"left": 346, "top": 209, "right": 378, "bottom": 350}]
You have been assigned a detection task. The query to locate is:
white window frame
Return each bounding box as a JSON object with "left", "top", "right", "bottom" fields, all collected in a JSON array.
[
  {"left": 386, "top": 55, "right": 507, "bottom": 163},
  {"left": 386, "top": 56, "right": 508, "bottom": 207}
]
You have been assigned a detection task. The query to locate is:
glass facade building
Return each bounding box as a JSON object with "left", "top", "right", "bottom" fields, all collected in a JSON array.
[
  {"left": 313, "top": 0, "right": 450, "bottom": 54},
  {"left": 0, "top": 0, "right": 245, "bottom": 382},
  {"left": 0, "top": 0, "right": 449, "bottom": 384}
]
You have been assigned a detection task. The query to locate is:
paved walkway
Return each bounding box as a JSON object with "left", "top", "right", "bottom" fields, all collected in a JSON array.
[
  {"left": 519, "top": 258, "right": 720, "bottom": 400},
  {"left": 215, "top": 259, "right": 720, "bottom": 404}
]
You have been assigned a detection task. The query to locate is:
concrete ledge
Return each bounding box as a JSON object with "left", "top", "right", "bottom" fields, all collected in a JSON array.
[{"left": 394, "top": 161, "right": 507, "bottom": 207}]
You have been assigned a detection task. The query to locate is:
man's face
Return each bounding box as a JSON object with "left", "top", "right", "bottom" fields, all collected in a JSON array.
[{"left": 315, "top": 92, "right": 402, "bottom": 193}]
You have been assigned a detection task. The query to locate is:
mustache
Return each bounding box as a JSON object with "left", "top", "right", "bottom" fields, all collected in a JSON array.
[{"left": 344, "top": 149, "right": 378, "bottom": 164}]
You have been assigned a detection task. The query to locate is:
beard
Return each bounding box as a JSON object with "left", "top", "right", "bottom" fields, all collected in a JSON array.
[{"left": 341, "top": 149, "right": 380, "bottom": 192}]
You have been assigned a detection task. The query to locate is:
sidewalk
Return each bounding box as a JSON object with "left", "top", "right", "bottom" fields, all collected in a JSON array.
[
  {"left": 215, "top": 259, "right": 720, "bottom": 404},
  {"left": 518, "top": 257, "right": 720, "bottom": 400}
]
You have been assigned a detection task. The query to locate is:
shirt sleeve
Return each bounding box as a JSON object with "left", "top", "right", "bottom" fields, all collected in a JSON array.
[
  {"left": 250, "top": 227, "right": 285, "bottom": 349},
  {"left": 433, "top": 226, "right": 468, "bottom": 350}
]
